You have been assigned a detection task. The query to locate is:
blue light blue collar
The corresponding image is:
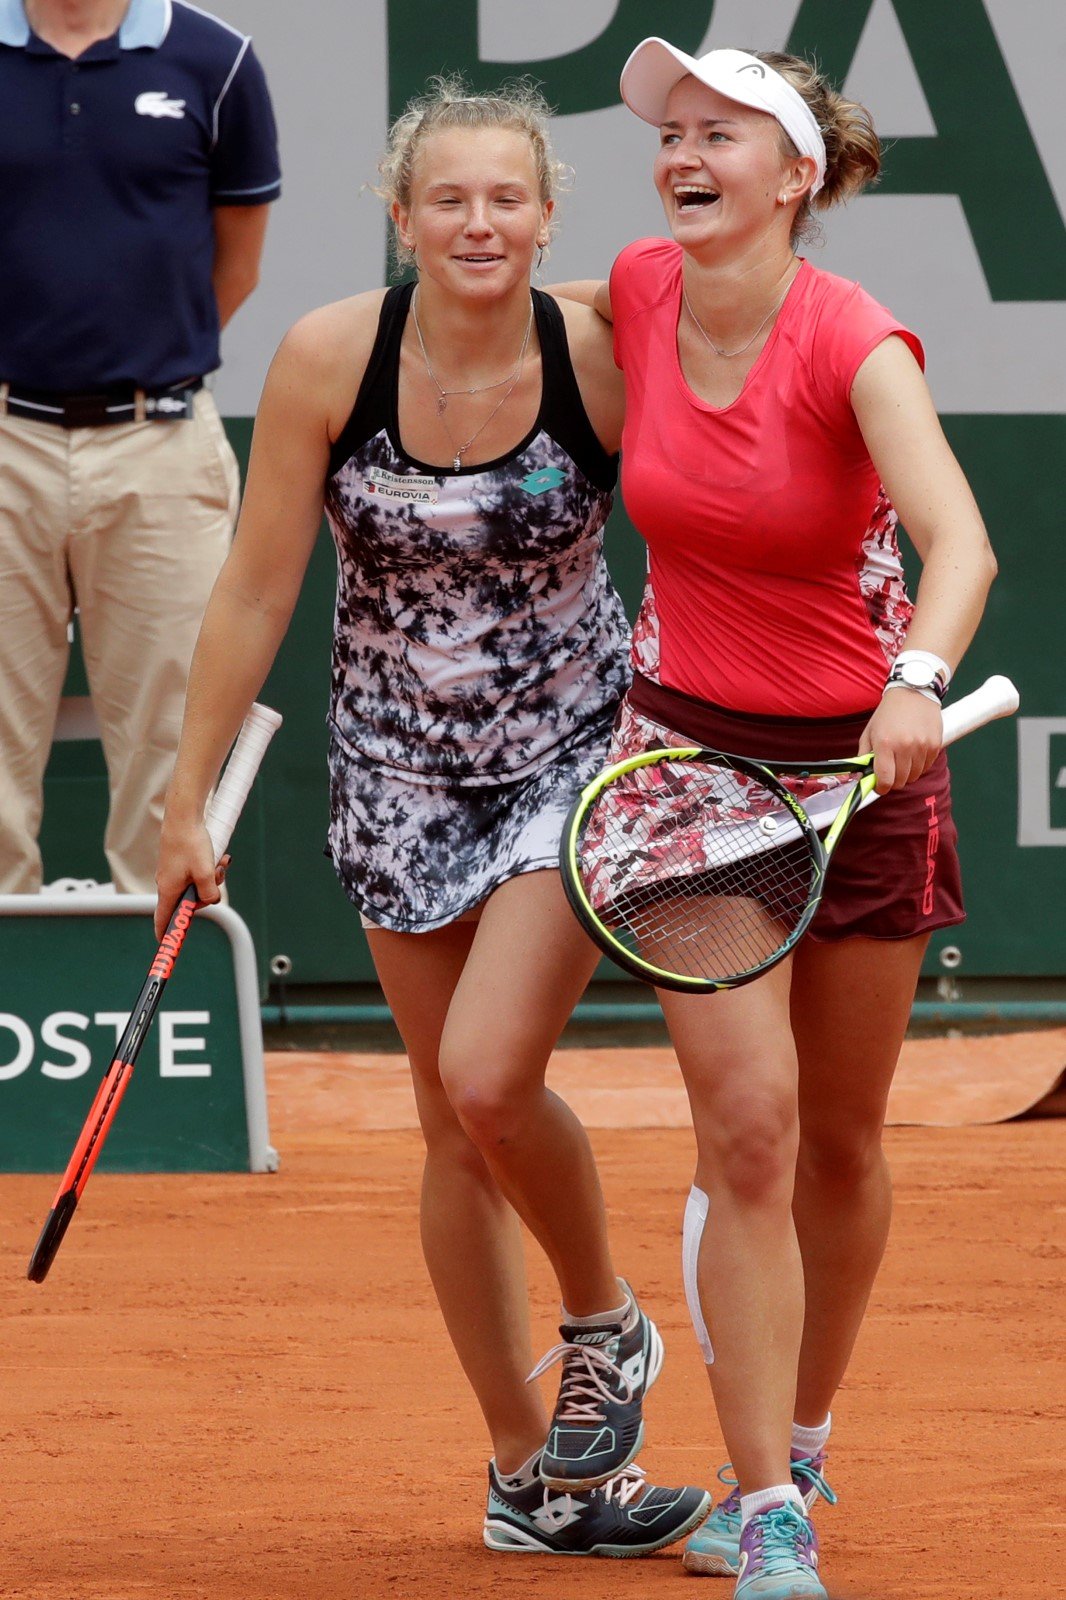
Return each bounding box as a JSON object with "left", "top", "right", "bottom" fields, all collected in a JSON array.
[
  {"left": 0, "top": 0, "right": 171, "bottom": 49},
  {"left": 119, "top": 0, "right": 170, "bottom": 50}
]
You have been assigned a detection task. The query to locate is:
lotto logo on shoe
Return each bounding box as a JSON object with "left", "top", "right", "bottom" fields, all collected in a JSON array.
[
  {"left": 532, "top": 1496, "right": 582, "bottom": 1533},
  {"left": 569, "top": 1329, "right": 616, "bottom": 1346},
  {"left": 134, "top": 91, "right": 187, "bottom": 119},
  {"left": 619, "top": 1349, "right": 647, "bottom": 1388}
]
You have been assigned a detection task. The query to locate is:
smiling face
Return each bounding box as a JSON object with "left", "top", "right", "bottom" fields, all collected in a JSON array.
[
  {"left": 654, "top": 76, "right": 813, "bottom": 256},
  {"left": 393, "top": 126, "right": 552, "bottom": 301}
]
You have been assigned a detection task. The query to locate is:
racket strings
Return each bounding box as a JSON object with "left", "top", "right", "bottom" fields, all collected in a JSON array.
[{"left": 578, "top": 761, "right": 818, "bottom": 982}]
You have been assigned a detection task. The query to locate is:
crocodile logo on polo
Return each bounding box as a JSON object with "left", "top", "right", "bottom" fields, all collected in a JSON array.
[{"left": 135, "top": 92, "right": 187, "bottom": 119}]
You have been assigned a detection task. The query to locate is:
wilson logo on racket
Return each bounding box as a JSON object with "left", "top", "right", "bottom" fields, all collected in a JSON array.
[{"left": 149, "top": 895, "right": 197, "bottom": 980}]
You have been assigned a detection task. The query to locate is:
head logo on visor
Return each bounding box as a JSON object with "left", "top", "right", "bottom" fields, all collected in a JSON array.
[{"left": 620, "top": 39, "right": 826, "bottom": 196}]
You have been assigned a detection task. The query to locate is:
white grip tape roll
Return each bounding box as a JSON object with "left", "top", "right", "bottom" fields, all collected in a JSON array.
[{"left": 204, "top": 703, "right": 284, "bottom": 862}]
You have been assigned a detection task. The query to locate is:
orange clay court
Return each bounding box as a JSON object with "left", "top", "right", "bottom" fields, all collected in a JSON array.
[{"left": 3, "top": 1030, "right": 1063, "bottom": 1600}]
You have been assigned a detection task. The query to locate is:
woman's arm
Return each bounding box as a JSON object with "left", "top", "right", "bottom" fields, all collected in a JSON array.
[
  {"left": 548, "top": 280, "right": 614, "bottom": 323},
  {"left": 154, "top": 296, "right": 381, "bottom": 933},
  {"left": 851, "top": 334, "right": 999, "bottom": 791},
  {"left": 554, "top": 297, "right": 625, "bottom": 453}
]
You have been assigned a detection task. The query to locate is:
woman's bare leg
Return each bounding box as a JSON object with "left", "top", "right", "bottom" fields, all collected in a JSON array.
[
  {"left": 790, "top": 933, "right": 928, "bottom": 1426},
  {"left": 368, "top": 919, "right": 548, "bottom": 1472},
  {"left": 660, "top": 963, "right": 802, "bottom": 1496},
  {"left": 436, "top": 871, "right": 621, "bottom": 1316},
  {"left": 367, "top": 870, "right": 624, "bottom": 1470}
]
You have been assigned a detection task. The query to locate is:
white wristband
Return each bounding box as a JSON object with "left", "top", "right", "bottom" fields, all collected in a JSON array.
[{"left": 882, "top": 680, "right": 943, "bottom": 707}]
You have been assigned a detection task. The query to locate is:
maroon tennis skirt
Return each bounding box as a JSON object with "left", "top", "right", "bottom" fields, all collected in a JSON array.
[{"left": 621, "top": 675, "right": 964, "bottom": 943}]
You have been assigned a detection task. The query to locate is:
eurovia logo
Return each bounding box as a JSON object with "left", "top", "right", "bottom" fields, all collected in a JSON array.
[{"left": 134, "top": 91, "right": 186, "bottom": 119}]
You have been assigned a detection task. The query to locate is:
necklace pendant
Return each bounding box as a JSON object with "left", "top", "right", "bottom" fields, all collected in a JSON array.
[
  {"left": 453, "top": 454, "right": 462, "bottom": 473},
  {"left": 437, "top": 395, "right": 448, "bottom": 416}
]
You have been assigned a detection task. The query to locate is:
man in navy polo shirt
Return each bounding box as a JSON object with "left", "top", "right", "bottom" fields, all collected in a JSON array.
[{"left": 0, "top": 0, "right": 280, "bottom": 893}]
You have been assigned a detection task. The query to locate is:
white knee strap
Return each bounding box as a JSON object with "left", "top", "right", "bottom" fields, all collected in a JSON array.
[{"left": 683, "top": 1184, "right": 714, "bottom": 1364}]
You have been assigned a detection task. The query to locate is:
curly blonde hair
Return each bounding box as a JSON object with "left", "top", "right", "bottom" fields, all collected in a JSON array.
[
  {"left": 753, "top": 50, "right": 881, "bottom": 243},
  {"left": 376, "top": 76, "right": 565, "bottom": 272}
]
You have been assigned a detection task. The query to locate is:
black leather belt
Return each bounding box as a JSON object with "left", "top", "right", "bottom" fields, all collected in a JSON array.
[{"left": 0, "top": 378, "right": 204, "bottom": 428}]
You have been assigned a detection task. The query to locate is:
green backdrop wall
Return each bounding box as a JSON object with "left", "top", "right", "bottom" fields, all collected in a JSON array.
[
  {"left": 36, "top": 0, "right": 1066, "bottom": 987},
  {"left": 40, "top": 413, "right": 1064, "bottom": 985}
]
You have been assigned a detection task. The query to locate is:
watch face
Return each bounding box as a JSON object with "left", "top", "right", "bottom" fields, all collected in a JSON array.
[{"left": 900, "top": 660, "right": 937, "bottom": 689}]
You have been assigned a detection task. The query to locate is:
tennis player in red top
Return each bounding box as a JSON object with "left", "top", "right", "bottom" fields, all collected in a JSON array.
[{"left": 557, "top": 38, "right": 997, "bottom": 1599}]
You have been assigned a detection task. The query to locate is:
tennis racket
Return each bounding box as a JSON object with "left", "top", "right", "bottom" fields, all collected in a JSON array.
[
  {"left": 561, "top": 675, "right": 1018, "bottom": 995},
  {"left": 27, "top": 702, "right": 283, "bottom": 1284}
]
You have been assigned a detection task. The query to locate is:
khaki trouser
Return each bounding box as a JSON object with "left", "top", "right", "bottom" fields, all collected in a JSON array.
[{"left": 0, "top": 388, "right": 239, "bottom": 893}]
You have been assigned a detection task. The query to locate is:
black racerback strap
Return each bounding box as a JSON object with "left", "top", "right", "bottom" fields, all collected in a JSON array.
[{"left": 533, "top": 289, "right": 616, "bottom": 493}]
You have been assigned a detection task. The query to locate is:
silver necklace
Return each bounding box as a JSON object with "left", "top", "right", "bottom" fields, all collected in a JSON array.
[
  {"left": 412, "top": 289, "right": 533, "bottom": 415},
  {"left": 412, "top": 292, "right": 535, "bottom": 472},
  {"left": 681, "top": 273, "right": 794, "bottom": 360}
]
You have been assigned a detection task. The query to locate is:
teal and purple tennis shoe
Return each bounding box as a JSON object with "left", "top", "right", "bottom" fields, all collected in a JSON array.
[
  {"left": 733, "top": 1500, "right": 826, "bottom": 1599},
  {"left": 682, "top": 1452, "right": 836, "bottom": 1576}
]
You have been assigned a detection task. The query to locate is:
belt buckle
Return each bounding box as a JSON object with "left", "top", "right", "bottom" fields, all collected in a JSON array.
[{"left": 145, "top": 387, "right": 194, "bottom": 421}]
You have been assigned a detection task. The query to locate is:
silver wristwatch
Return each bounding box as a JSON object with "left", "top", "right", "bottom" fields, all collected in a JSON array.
[{"left": 883, "top": 651, "right": 950, "bottom": 704}]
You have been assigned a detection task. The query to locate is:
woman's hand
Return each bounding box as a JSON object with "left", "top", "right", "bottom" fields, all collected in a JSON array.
[
  {"left": 859, "top": 689, "right": 944, "bottom": 794},
  {"left": 154, "top": 816, "right": 227, "bottom": 939}
]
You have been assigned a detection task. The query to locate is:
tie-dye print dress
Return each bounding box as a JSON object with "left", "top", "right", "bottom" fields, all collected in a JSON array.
[{"left": 322, "top": 284, "right": 631, "bottom": 932}]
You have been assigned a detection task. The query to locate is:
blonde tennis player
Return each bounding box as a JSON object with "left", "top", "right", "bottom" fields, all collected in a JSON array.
[{"left": 155, "top": 78, "right": 710, "bottom": 1557}]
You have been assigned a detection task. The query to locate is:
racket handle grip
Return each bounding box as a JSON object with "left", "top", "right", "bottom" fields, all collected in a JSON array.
[
  {"left": 853, "top": 673, "right": 1019, "bottom": 820},
  {"left": 940, "top": 675, "right": 1019, "bottom": 747},
  {"left": 204, "top": 703, "right": 283, "bottom": 863}
]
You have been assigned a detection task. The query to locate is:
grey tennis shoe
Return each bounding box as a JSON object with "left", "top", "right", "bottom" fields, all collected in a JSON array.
[
  {"left": 530, "top": 1281, "right": 665, "bottom": 1490},
  {"left": 484, "top": 1458, "right": 711, "bottom": 1557}
]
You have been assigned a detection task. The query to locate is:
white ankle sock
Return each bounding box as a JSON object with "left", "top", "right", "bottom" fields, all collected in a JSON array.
[
  {"left": 493, "top": 1447, "right": 541, "bottom": 1488},
  {"left": 791, "top": 1414, "right": 831, "bottom": 1458},
  {"left": 561, "top": 1284, "right": 634, "bottom": 1332},
  {"left": 740, "top": 1484, "right": 805, "bottom": 1526}
]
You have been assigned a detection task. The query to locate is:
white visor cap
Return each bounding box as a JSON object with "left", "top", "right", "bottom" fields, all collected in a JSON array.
[{"left": 620, "top": 39, "right": 826, "bottom": 196}]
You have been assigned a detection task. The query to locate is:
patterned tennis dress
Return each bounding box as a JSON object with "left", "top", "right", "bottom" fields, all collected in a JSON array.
[{"left": 323, "top": 284, "right": 631, "bottom": 932}]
